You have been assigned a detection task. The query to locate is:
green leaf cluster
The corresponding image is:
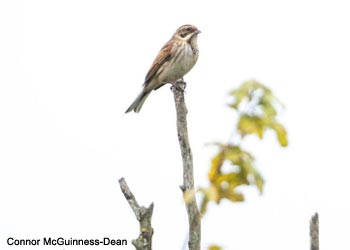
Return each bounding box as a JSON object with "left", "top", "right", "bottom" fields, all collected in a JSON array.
[
  {"left": 199, "top": 80, "right": 288, "bottom": 216},
  {"left": 199, "top": 145, "right": 263, "bottom": 215},
  {"left": 230, "top": 80, "right": 288, "bottom": 146}
]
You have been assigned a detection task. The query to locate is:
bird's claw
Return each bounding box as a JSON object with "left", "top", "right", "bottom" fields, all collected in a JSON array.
[{"left": 171, "top": 79, "right": 187, "bottom": 92}]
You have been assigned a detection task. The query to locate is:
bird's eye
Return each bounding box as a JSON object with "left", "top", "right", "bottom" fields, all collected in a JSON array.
[{"left": 186, "top": 27, "right": 192, "bottom": 32}]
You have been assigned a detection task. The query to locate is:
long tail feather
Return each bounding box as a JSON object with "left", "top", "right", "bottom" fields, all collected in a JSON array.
[{"left": 125, "top": 91, "right": 151, "bottom": 113}]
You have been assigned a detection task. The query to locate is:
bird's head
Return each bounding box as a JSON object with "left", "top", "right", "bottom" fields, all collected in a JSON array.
[{"left": 175, "top": 24, "right": 201, "bottom": 41}]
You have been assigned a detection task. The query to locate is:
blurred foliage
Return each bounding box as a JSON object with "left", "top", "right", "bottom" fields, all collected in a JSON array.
[
  {"left": 208, "top": 245, "right": 222, "bottom": 250},
  {"left": 199, "top": 144, "right": 263, "bottom": 215},
  {"left": 230, "top": 80, "right": 288, "bottom": 146},
  {"left": 199, "top": 80, "right": 288, "bottom": 217}
]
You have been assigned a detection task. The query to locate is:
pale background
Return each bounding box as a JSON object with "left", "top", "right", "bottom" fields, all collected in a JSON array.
[{"left": 1, "top": 1, "right": 350, "bottom": 249}]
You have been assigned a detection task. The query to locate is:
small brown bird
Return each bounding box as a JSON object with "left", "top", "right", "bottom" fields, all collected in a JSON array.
[{"left": 125, "top": 24, "right": 201, "bottom": 113}]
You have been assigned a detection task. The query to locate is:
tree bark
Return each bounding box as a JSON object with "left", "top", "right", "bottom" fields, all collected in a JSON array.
[
  {"left": 310, "top": 213, "right": 319, "bottom": 250},
  {"left": 119, "top": 178, "right": 154, "bottom": 250},
  {"left": 172, "top": 79, "right": 201, "bottom": 250}
]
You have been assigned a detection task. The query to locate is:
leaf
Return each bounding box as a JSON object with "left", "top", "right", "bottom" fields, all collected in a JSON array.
[
  {"left": 229, "top": 88, "right": 246, "bottom": 110},
  {"left": 220, "top": 188, "right": 244, "bottom": 202},
  {"left": 269, "top": 121, "right": 288, "bottom": 147},
  {"left": 229, "top": 80, "right": 258, "bottom": 110},
  {"left": 200, "top": 145, "right": 264, "bottom": 210},
  {"left": 229, "top": 80, "right": 288, "bottom": 146},
  {"left": 238, "top": 115, "right": 265, "bottom": 138},
  {"left": 259, "top": 97, "right": 277, "bottom": 118},
  {"left": 251, "top": 169, "right": 264, "bottom": 193},
  {"left": 223, "top": 145, "right": 243, "bottom": 164},
  {"left": 198, "top": 189, "right": 209, "bottom": 215},
  {"left": 198, "top": 185, "right": 220, "bottom": 215},
  {"left": 217, "top": 173, "right": 248, "bottom": 188},
  {"left": 208, "top": 244, "right": 222, "bottom": 250},
  {"left": 208, "top": 150, "right": 224, "bottom": 182}
]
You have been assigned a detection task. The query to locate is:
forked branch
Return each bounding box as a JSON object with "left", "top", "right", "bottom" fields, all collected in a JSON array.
[{"left": 118, "top": 178, "right": 154, "bottom": 250}]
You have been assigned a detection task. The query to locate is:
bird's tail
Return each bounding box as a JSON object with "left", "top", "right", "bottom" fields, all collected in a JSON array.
[{"left": 125, "top": 90, "right": 151, "bottom": 113}]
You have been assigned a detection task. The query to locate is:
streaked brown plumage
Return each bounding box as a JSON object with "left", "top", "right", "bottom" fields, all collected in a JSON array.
[{"left": 125, "top": 24, "right": 201, "bottom": 113}]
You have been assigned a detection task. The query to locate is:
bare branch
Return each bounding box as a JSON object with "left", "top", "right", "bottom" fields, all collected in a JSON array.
[
  {"left": 310, "top": 212, "right": 319, "bottom": 250},
  {"left": 119, "top": 178, "right": 154, "bottom": 250},
  {"left": 172, "top": 79, "right": 201, "bottom": 250}
]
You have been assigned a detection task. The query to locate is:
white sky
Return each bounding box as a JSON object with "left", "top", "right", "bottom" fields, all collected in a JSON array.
[{"left": 1, "top": 1, "right": 350, "bottom": 250}]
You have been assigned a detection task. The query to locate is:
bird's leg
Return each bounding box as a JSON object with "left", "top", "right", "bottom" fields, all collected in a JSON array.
[{"left": 171, "top": 78, "right": 187, "bottom": 92}]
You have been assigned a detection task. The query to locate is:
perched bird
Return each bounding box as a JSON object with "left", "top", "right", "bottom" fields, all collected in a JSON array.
[{"left": 125, "top": 24, "right": 201, "bottom": 113}]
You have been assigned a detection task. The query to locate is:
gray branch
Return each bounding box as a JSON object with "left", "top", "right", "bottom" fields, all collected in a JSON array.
[
  {"left": 119, "top": 178, "right": 154, "bottom": 250},
  {"left": 310, "top": 212, "right": 319, "bottom": 250},
  {"left": 172, "top": 79, "right": 201, "bottom": 250}
]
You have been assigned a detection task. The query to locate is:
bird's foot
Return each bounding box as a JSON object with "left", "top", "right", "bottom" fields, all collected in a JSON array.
[{"left": 171, "top": 79, "right": 186, "bottom": 92}]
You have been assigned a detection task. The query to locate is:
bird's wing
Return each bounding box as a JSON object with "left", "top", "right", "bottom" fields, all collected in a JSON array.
[{"left": 143, "top": 39, "right": 175, "bottom": 86}]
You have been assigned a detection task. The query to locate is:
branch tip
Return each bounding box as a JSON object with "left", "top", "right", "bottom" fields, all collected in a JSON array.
[
  {"left": 310, "top": 212, "right": 319, "bottom": 250},
  {"left": 118, "top": 178, "right": 154, "bottom": 250}
]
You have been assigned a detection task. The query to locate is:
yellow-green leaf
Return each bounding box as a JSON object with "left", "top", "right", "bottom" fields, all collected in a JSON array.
[
  {"left": 208, "top": 244, "right": 222, "bottom": 250},
  {"left": 208, "top": 151, "right": 224, "bottom": 182},
  {"left": 270, "top": 121, "right": 288, "bottom": 147},
  {"left": 238, "top": 115, "right": 265, "bottom": 138},
  {"left": 252, "top": 170, "right": 264, "bottom": 193}
]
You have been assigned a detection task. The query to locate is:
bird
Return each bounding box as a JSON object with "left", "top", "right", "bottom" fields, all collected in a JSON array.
[{"left": 125, "top": 24, "right": 201, "bottom": 113}]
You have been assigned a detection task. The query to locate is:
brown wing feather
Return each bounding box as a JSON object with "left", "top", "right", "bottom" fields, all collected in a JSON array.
[{"left": 144, "top": 39, "right": 175, "bottom": 86}]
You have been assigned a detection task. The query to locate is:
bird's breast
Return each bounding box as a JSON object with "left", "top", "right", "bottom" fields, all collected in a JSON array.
[{"left": 157, "top": 41, "right": 199, "bottom": 84}]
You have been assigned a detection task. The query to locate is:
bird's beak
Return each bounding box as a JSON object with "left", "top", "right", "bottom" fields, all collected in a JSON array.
[{"left": 196, "top": 30, "right": 201, "bottom": 35}]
